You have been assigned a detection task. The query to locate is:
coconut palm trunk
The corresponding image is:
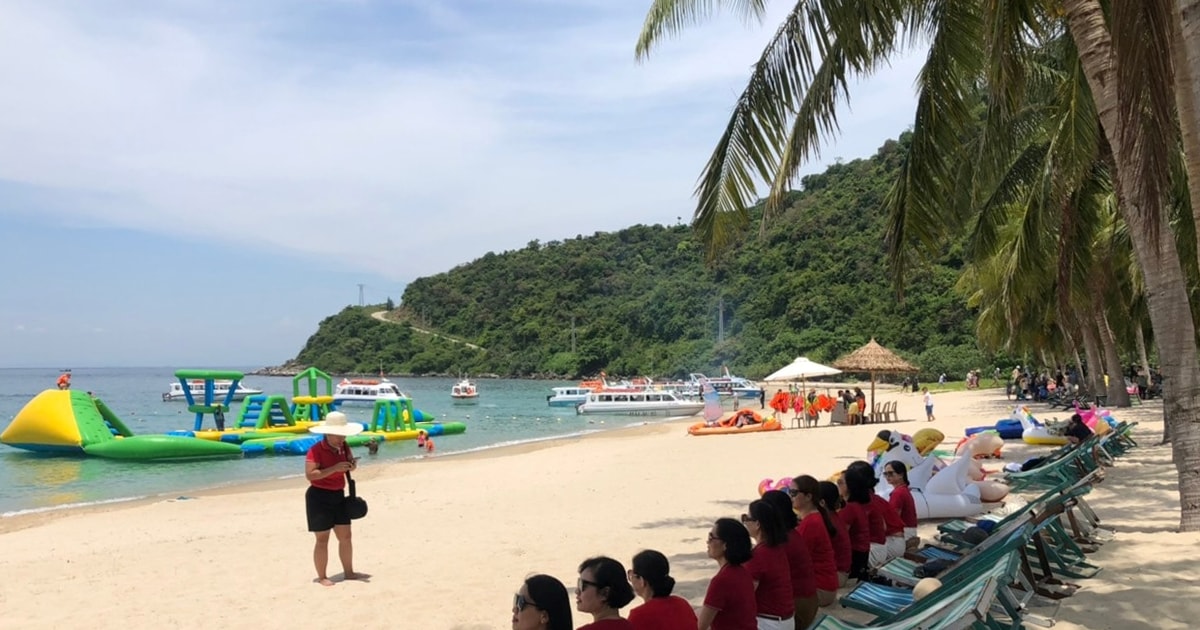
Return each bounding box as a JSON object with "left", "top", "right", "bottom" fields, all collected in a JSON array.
[
  {"left": 1064, "top": 0, "right": 1200, "bottom": 530},
  {"left": 1171, "top": 0, "right": 1200, "bottom": 272}
]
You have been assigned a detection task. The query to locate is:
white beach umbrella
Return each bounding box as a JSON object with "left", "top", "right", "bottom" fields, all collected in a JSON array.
[{"left": 764, "top": 357, "right": 842, "bottom": 382}]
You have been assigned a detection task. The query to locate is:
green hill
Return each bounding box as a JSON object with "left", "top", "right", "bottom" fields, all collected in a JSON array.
[{"left": 285, "top": 135, "right": 994, "bottom": 380}]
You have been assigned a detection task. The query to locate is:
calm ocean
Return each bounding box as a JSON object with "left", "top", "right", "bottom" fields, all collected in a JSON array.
[{"left": 0, "top": 367, "right": 690, "bottom": 516}]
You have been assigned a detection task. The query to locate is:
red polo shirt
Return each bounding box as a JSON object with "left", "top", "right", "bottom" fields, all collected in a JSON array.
[
  {"left": 745, "top": 543, "right": 795, "bottom": 618},
  {"left": 889, "top": 484, "right": 919, "bottom": 528},
  {"left": 870, "top": 494, "right": 905, "bottom": 537},
  {"left": 796, "top": 514, "right": 839, "bottom": 592},
  {"left": 305, "top": 437, "right": 351, "bottom": 491},
  {"left": 839, "top": 502, "right": 871, "bottom": 552}
]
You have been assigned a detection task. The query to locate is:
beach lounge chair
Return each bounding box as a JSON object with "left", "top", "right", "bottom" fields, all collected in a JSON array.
[
  {"left": 811, "top": 572, "right": 1001, "bottom": 630},
  {"left": 839, "top": 522, "right": 1032, "bottom": 629}
]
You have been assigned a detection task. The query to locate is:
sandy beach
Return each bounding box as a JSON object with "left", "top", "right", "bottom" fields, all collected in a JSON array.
[{"left": 1, "top": 386, "right": 1196, "bottom": 629}]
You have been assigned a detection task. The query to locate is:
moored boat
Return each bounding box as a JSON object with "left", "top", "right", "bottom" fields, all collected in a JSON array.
[
  {"left": 333, "top": 378, "right": 408, "bottom": 405},
  {"left": 576, "top": 390, "right": 705, "bottom": 416},
  {"left": 162, "top": 380, "right": 263, "bottom": 402}
]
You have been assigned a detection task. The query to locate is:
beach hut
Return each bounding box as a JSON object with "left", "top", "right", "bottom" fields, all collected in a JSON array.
[{"left": 832, "top": 339, "right": 918, "bottom": 422}]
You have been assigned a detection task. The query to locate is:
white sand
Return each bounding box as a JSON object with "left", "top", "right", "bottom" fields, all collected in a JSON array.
[{"left": 1, "top": 386, "right": 1196, "bottom": 629}]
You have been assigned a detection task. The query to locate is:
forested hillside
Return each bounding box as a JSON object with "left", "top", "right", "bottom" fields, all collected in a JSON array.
[{"left": 287, "top": 136, "right": 997, "bottom": 380}]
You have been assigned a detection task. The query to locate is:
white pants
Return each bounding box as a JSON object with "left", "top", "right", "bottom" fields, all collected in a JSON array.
[
  {"left": 756, "top": 615, "right": 793, "bottom": 630},
  {"left": 886, "top": 535, "right": 906, "bottom": 560},
  {"left": 904, "top": 527, "right": 918, "bottom": 541},
  {"left": 869, "top": 542, "right": 889, "bottom": 568}
]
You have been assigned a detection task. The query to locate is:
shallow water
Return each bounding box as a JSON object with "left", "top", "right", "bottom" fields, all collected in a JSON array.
[{"left": 0, "top": 368, "right": 684, "bottom": 515}]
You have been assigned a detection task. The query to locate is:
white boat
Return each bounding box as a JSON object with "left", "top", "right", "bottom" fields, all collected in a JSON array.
[
  {"left": 547, "top": 386, "right": 594, "bottom": 407},
  {"left": 333, "top": 378, "right": 408, "bottom": 405},
  {"left": 162, "top": 380, "right": 263, "bottom": 402},
  {"left": 451, "top": 379, "right": 479, "bottom": 401},
  {"left": 576, "top": 390, "right": 706, "bottom": 416},
  {"left": 687, "top": 371, "right": 763, "bottom": 399}
]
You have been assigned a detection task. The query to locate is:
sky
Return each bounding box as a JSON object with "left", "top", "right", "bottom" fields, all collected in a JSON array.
[{"left": 0, "top": 0, "right": 927, "bottom": 368}]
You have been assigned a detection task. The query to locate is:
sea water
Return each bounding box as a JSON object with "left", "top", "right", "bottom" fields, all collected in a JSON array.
[{"left": 0, "top": 367, "right": 690, "bottom": 515}]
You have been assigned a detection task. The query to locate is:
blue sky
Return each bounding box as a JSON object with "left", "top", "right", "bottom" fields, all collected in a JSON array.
[{"left": 0, "top": 0, "right": 926, "bottom": 368}]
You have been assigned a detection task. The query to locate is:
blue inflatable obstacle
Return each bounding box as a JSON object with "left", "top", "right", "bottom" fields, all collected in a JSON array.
[{"left": 965, "top": 418, "right": 1024, "bottom": 440}]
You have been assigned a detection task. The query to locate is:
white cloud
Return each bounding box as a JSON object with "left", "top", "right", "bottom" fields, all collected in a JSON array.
[{"left": 0, "top": 1, "right": 923, "bottom": 281}]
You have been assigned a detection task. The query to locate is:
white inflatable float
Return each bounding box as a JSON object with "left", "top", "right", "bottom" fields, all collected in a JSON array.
[
  {"left": 1013, "top": 406, "right": 1069, "bottom": 446},
  {"left": 867, "top": 429, "right": 1007, "bottom": 520}
]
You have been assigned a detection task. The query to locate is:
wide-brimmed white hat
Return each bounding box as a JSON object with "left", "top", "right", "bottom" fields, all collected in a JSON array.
[{"left": 310, "top": 411, "right": 364, "bottom": 436}]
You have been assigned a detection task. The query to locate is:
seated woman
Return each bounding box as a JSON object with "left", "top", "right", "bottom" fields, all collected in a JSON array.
[
  {"left": 743, "top": 500, "right": 795, "bottom": 629},
  {"left": 884, "top": 461, "right": 919, "bottom": 549},
  {"left": 817, "top": 481, "right": 852, "bottom": 587},
  {"left": 512, "top": 574, "right": 573, "bottom": 630},
  {"left": 699, "top": 518, "right": 757, "bottom": 630},
  {"left": 790, "top": 475, "right": 840, "bottom": 606},
  {"left": 846, "top": 461, "right": 905, "bottom": 568},
  {"left": 627, "top": 550, "right": 698, "bottom": 630},
  {"left": 576, "top": 556, "right": 637, "bottom": 629},
  {"left": 835, "top": 474, "right": 871, "bottom": 582},
  {"left": 762, "top": 490, "right": 818, "bottom": 629}
]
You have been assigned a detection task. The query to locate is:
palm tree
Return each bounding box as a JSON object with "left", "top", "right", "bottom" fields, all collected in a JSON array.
[{"left": 637, "top": 0, "right": 1200, "bottom": 529}]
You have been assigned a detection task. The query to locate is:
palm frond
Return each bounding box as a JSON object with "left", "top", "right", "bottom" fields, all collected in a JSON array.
[{"left": 635, "top": 0, "right": 769, "bottom": 60}]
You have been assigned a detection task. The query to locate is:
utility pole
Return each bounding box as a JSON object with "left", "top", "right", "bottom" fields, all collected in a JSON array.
[{"left": 357, "top": 284, "right": 365, "bottom": 306}]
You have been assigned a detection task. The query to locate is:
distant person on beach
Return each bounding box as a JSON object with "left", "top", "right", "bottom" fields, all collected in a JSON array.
[
  {"left": 512, "top": 574, "right": 573, "bottom": 630},
  {"left": 366, "top": 438, "right": 379, "bottom": 455},
  {"left": 698, "top": 518, "right": 756, "bottom": 630},
  {"left": 57, "top": 372, "right": 71, "bottom": 390},
  {"left": 923, "top": 388, "right": 934, "bottom": 422},
  {"left": 304, "top": 412, "right": 364, "bottom": 587},
  {"left": 627, "top": 549, "right": 698, "bottom": 630},
  {"left": 758, "top": 388, "right": 766, "bottom": 410},
  {"left": 575, "top": 556, "right": 636, "bottom": 629},
  {"left": 214, "top": 404, "right": 226, "bottom": 431}
]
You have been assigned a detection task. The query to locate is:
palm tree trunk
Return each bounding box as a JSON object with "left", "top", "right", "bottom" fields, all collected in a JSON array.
[
  {"left": 1092, "top": 298, "right": 1132, "bottom": 407},
  {"left": 1135, "top": 322, "right": 1154, "bottom": 381},
  {"left": 1171, "top": 0, "right": 1200, "bottom": 272},
  {"left": 1065, "top": 0, "right": 1200, "bottom": 531},
  {"left": 1079, "top": 316, "right": 1106, "bottom": 396}
]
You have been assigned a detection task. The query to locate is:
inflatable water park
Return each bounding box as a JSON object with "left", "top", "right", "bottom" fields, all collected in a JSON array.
[{"left": 0, "top": 368, "right": 465, "bottom": 462}]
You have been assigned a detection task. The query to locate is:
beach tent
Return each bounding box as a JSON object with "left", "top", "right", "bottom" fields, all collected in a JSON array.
[{"left": 832, "top": 338, "right": 918, "bottom": 422}]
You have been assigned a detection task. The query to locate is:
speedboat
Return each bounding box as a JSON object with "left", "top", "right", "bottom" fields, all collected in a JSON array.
[
  {"left": 547, "top": 386, "right": 594, "bottom": 407},
  {"left": 576, "top": 390, "right": 705, "bottom": 416},
  {"left": 162, "top": 380, "right": 263, "bottom": 402},
  {"left": 451, "top": 379, "right": 479, "bottom": 401},
  {"left": 334, "top": 378, "right": 408, "bottom": 406}
]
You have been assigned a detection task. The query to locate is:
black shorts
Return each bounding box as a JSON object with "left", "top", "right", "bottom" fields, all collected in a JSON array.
[{"left": 306, "top": 486, "right": 350, "bottom": 532}]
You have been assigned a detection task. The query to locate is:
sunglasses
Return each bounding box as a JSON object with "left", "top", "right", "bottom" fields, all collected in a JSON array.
[
  {"left": 707, "top": 532, "right": 720, "bottom": 543},
  {"left": 787, "top": 487, "right": 802, "bottom": 498},
  {"left": 577, "top": 578, "right": 602, "bottom": 593},
  {"left": 626, "top": 569, "right": 641, "bottom": 581},
  {"left": 514, "top": 593, "right": 540, "bottom": 612},
  {"left": 883, "top": 470, "right": 899, "bottom": 477},
  {"left": 740, "top": 513, "right": 757, "bottom": 523}
]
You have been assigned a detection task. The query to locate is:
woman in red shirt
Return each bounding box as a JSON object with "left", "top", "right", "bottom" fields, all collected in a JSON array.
[
  {"left": 575, "top": 556, "right": 636, "bottom": 629},
  {"left": 847, "top": 461, "right": 904, "bottom": 568},
  {"left": 789, "top": 475, "right": 839, "bottom": 607},
  {"left": 627, "top": 549, "right": 698, "bottom": 630},
  {"left": 511, "top": 574, "right": 573, "bottom": 630},
  {"left": 817, "top": 481, "right": 852, "bottom": 587},
  {"left": 762, "top": 490, "right": 818, "bottom": 629},
  {"left": 699, "top": 518, "right": 757, "bottom": 630},
  {"left": 884, "top": 461, "right": 919, "bottom": 549},
  {"left": 303, "top": 412, "right": 363, "bottom": 587},
  {"left": 743, "top": 500, "right": 795, "bottom": 629},
  {"left": 836, "top": 473, "right": 871, "bottom": 582}
]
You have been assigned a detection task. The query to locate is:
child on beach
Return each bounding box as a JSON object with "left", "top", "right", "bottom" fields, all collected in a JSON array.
[{"left": 923, "top": 388, "right": 935, "bottom": 422}]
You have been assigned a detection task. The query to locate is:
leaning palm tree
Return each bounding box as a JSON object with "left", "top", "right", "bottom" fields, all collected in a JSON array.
[{"left": 637, "top": 0, "right": 1200, "bottom": 529}]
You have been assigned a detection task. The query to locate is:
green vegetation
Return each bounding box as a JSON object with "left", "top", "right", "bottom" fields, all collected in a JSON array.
[{"left": 285, "top": 137, "right": 1001, "bottom": 381}]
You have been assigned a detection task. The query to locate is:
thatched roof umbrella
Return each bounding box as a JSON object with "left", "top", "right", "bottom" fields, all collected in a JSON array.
[{"left": 832, "top": 338, "right": 918, "bottom": 421}]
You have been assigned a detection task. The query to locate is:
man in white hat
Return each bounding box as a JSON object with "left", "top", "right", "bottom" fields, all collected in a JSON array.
[{"left": 304, "top": 411, "right": 365, "bottom": 586}]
